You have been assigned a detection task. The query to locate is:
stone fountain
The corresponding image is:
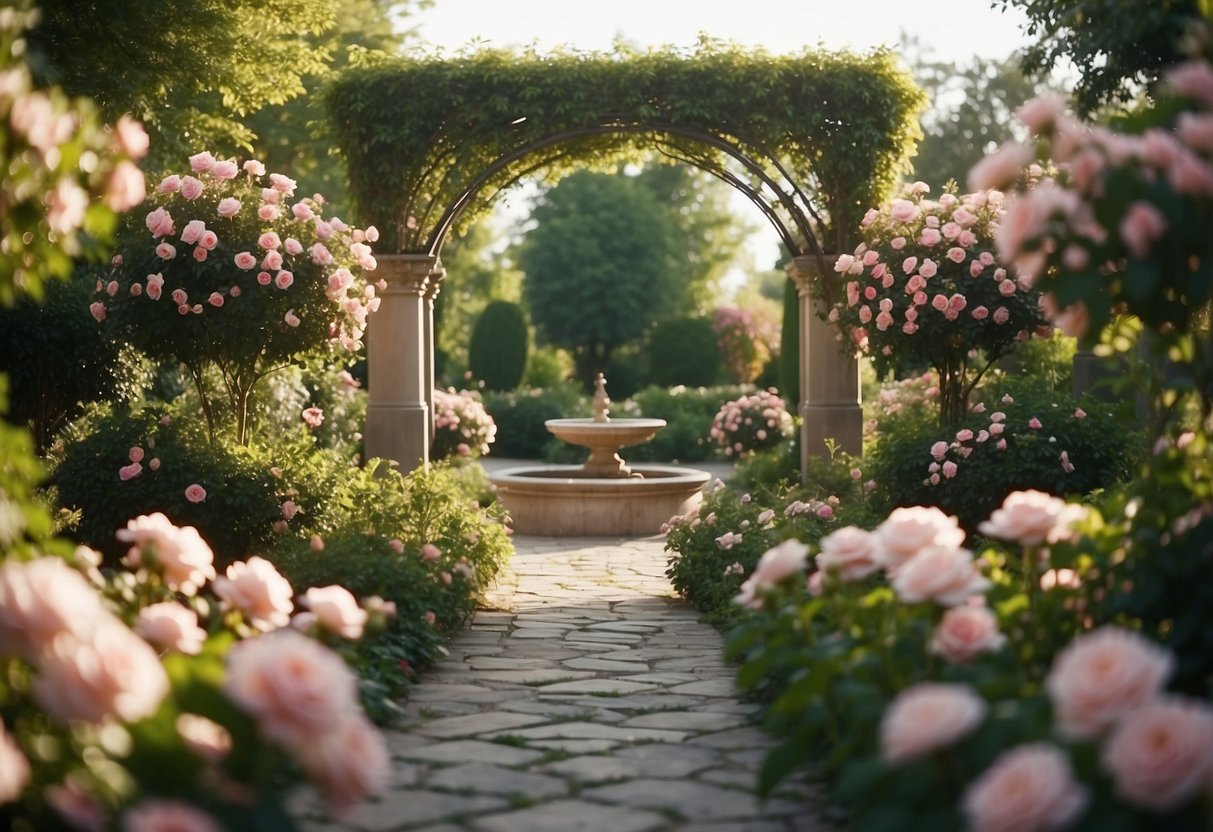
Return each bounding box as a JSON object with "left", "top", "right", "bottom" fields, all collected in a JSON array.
[{"left": 489, "top": 374, "right": 712, "bottom": 536}]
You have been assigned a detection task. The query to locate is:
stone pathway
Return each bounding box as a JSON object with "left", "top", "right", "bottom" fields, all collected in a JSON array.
[{"left": 294, "top": 535, "right": 829, "bottom": 832}]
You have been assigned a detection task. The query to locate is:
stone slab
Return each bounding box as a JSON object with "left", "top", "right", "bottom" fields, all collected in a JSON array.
[
  {"left": 470, "top": 799, "right": 668, "bottom": 832},
  {"left": 426, "top": 762, "right": 569, "bottom": 799},
  {"left": 397, "top": 739, "right": 545, "bottom": 767},
  {"left": 414, "top": 711, "right": 551, "bottom": 739}
]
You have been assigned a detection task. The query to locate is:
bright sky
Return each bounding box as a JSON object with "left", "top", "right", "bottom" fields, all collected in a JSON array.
[{"left": 404, "top": 1, "right": 1034, "bottom": 282}]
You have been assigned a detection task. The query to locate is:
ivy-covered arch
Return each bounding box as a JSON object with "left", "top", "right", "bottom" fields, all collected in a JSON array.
[{"left": 325, "top": 43, "right": 925, "bottom": 473}]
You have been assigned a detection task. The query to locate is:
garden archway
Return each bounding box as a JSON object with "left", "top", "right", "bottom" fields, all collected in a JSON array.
[{"left": 325, "top": 44, "right": 924, "bottom": 474}]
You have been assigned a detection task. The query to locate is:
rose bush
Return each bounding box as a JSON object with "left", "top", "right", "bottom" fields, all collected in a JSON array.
[
  {"left": 709, "top": 388, "right": 795, "bottom": 457},
  {"left": 830, "top": 183, "right": 1049, "bottom": 424},
  {"left": 94, "top": 151, "right": 381, "bottom": 443},
  {"left": 430, "top": 387, "right": 497, "bottom": 460}
]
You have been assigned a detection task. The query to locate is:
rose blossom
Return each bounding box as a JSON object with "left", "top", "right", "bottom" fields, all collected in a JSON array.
[
  {"left": 210, "top": 160, "right": 238, "bottom": 180},
  {"left": 302, "top": 585, "right": 368, "bottom": 639},
  {"left": 892, "top": 545, "right": 990, "bottom": 606},
  {"left": 962, "top": 743, "right": 1089, "bottom": 832},
  {"left": 302, "top": 406, "right": 324, "bottom": 428},
  {"left": 180, "top": 176, "right": 203, "bottom": 200},
  {"left": 1101, "top": 696, "right": 1213, "bottom": 811},
  {"left": 872, "top": 505, "right": 966, "bottom": 570},
  {"left": 816, "top": 526, "right": 881, "bottom": 581},
  {"left": 233, "top": 251, "right": 256, "bottom": 270},
  {"left": 0, "top": 557, "right": 106, "bottom": 661},
  {"left": 184, "top": 483, "right": 207, "bottom": 503},
  {"left": 1045, "top": 625, "right": 1174, "bottom": 739},
  {"left": 156, "top": 242, "right": 176, "bottom": 260},
  {"left": 34, "top": 617, "right": 169, "bottom": 724},
  {"left": 880, "top": 682, "right": 986, "bottom": 762},
  {"left": 136, "top": 602, "right": 207, "bottom": 654},
  {"left": 284, "top": 309, "right": 301, "bottom": 327},
  {"left": 123, "top": 799, "right": 223, "bottom": 832},
  {"left": 1119, "top": 200, "right": 1168, "bottom": 259},
  {"left": 734, "top": 539, "right": 810, "bottom": 609},
  {"left": 930, "top": 603, "right": 1007, "bottom": 663},
  {"left": 213, "top": 556, "right": 294, "bottom": 631},
  {"left": 299, "top": 713, "right": 388, "bottom": 811},
  {"left": 118, "top": 461, "right": 142, "bottom": 480},
  {"left": 188, "top": 151, "right": 215, "bottom": 172},
  {"left": 0, "top": 721, "right": 30, "bottom": 805},
  {"left": 145, "top": 206, "right": 174, "bottom": 237},
  {"left": 223, "top": 628, "right": 359, "bottom": 747},
  {"left": 117, "top": 513, "right": 216, "bottom": 594},
  {"left": 274, "top": 270, "right": 294, "bottom": 290},
  {"left": 978, "top": 489, "right": 1086, "bottom": 546},
  {"left": 217, "top": 197, "right": 241, "bottom": 218},
  {"left": 106, "top": 161, "right": 146, "bottom": 211}
]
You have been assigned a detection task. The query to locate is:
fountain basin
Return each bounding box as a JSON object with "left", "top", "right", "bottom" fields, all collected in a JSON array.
[
  {"left": 491, "top": 464, "right": 711, "bottom": 536},
  {"left": 544, "top": 417, "right": 667, "bottom": 477}
]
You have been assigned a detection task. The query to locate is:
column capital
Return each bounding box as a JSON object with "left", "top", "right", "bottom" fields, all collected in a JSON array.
[
  {"left": 424, "top": 260, "right": 446, "bottom": 302},
  {"left": 376, "top": 253, "right": 439, "bottom": 296},
  {"left": 786, "top": 252, "right": 837, "bottom": 298}
]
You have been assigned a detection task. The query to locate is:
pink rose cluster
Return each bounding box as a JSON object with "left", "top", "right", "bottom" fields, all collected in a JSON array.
[
  {"left": 430, "top": 387, "right": 497, "bottom": 460},
  {"left": 830, "top": 183, "right": 1048, "bottom": 365},
  {"left": 710, "top": 389, "right": 794, "bottom": 457},
  {"left": 977, "top": 63, "right": 1213, "bottom": 338},
  {"left": 94, "top": 150, "right": 382, "bottom": 352}
]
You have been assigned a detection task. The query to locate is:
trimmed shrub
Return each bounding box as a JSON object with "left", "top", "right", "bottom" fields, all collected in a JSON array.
[
  {"left": 647, "top": 317, "right": 723, "bottom": 388},
  {"left": 625, "top": 384, "right": 747, "bottom": 463},
  {"left": 468, "top": 300, "right": 529, "bottom": 391},
  {"left": 778, "top": 276, "right": 799, "bottom": 402},
  {"left": 482, "top": 383, "right": 584, "bottom": 459}
]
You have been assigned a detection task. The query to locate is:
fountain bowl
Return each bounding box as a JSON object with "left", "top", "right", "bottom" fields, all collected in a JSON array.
[{"left": 490, "top": 463, "right": 711, "bottom": 536}]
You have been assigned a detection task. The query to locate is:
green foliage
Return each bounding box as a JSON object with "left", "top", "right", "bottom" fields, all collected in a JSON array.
[
  {"left": 778, "top": 277, "right": 800, "bottom": 404},
  {"left": 521, "top": 344, "right": 573, "bottom": 389},
  {"left": 864, "top": 378, "right": 1142, "bottom": 533},
  {"left": 625, "top": 384, "right": 748, "bottom": 463},
  {"left": 469, "top": 300, "right": 529, "bottom": 391},
  {"left": 482, "top": 383, "right": 584, "bottom": 459},
  {"left": 0, "top": 266, "right": 152, "bottom": 448},
  {"left": 518, "top": 170, "right": 679, "bottom": 387},
  {"left": 325, "top": 44, "right": 926, "bottom": 254},
  {"left": 647, "top": 318, "right": 724, "bottom": 388},
  {"left": 49, "top": 402, "right": 284, "bottom": 565},
  {"left": 994, "top": 0, "right": 1206, "bottom": 115},
  {"left": 430, "top": 388, "right": 497, "bottom": 460}
]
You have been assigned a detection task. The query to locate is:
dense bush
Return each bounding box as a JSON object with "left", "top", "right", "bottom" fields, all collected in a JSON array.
[
  {"left": 710, "top": 388, "right": 795, "bottom": 458},
  {"left": 482, "top": 383, "right": 584, "bottom": 459},
  {"left": 624, "top": 384, "right": 746, "bottom": 463},
  {"left": 468, "top": 300, "right": 528, "bottom": 391},
  {"left": 431, "top": 387, "right": 497, "bottom": 460},
  {"left": 647, "top": 317, "right": 723, "bottom": 388}
]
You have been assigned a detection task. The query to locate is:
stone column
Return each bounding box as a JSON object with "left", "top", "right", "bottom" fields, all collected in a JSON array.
[
  {"left": 423, "top": 259, "right": 446, "bottom": 433},
  {"left": 787, "top": 254, "right": 863, "bottom": 480},
  {"left": 365, "top": 254, "right": 435, "bottom": 473}
]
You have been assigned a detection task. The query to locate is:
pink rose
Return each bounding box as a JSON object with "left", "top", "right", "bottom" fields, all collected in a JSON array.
[
  {"left": 135, "top": 602, "right": 207, "bottom": 654},
  {"left": 968, "top": 141, "right": 1034, "bottom": 191},
  {"left": 1046, "top": 625, "right": 1174, "bottom": 739},
  {"left": 145, "top": 206, "right": 174, "bottom": 238},
  {"left": 0, "top": 557, "right": 105, "bottom": 661},
  {"left": 302, "top": 406, "right": 324, "bottom": 428},
  {"left": 176, "top": 714, "right": 232, "bottom": 764},
  {"left": 971, "top": 305, "right": 989, "bottom": 320},
  {"left": 217, "top": 197, "right": 241, "bottom": 218},
  {"left": 735, "top": 540, "right": 810, "bottom": 609},
  {"left": 930, "top": 440, "right": 949, "bottom": 460},
  {"left": 421, "top": 543, "right": 441, "bottom": 562},
  {"left": 184, "top": 483, "right": 207, "bottom": 503},
  {"left": 258, "top": 203, "right": 279, "bottom": 221},
  {"left": 1168, "top": 60, "right": 1213, "bottom": 107},
  {"left": 33, "top": 618, "right": 169, "bottom": 724},
  {"left": 284, "top": 237, "right": 303, "bottom": 256},
  {"left": 992, "top": 306, "right": 1010, "bottom": 324},
  {"left": 213, "top": 557, "right": 294, "bottom": 631},
  {"left": 284, "top": 309, "right": 301, "bottom": 327},
  {"left": 0, "top": 722, "right": 30, "bottom": 805},
  {"left": 257, "top": 271, "right": 272, "bottom": 286},
  {"left": 148, "top": 457, "right": 160, "bottom": 471},
  {"left": 301, "top": 585, "right": 368, "bottom": 639},
  {"left": 198, "top": 230, "right": 218, "bottom": 250},
  {"left": 192, "top": 246, "right": 208, "bottom": 263},
  {"left": 124, "top": 799, "right": 223, "bottom": 832},
  {"left": 962, "top": 744, "right": 1089, "bottom": 832},
  {"left": 269, "top": 173, "right": 297, "bottom": 194},
  {"left": 281, "top": 500, "right": 297, "bottom": 521},
  {"left": 156, "top": 242, "right": 177, "bottom": 260},
  {"left": 298, "top": 714, "right": 388, "bottom": 811},
  {"left": 210, "top": 160, "right": 238, "bottom": 180},
  {"left": 179, "top": 176, "right": 203, "bottom": 201},
  {"left": 274, "top": 270, "right": 294, "bottom": 290},
  {"left": 170, "top": 288, "right": 187, "bottom": 306},
  {"left": 233, "top": 251, "right": 256, "bottom": 270},
  {"left": 118, "top": 461, "right": 142, "bottom": 480},
  {"left": 291, "top": 201, "right": 314, "bottom": 221},
  {"left": 128, "top": 446, "right": 144, "bottom": 463},
  {"left": 979, "top": 489, "right": 1086, "bottom": 546},
  {"left": 311, "top": 242, "right": 332, "bottom": 265},
  {"left": 930, "top": 604, "right": 1007, "bottom": 663},
  {"left": 188, "top": 151, "right": 215, "bottom": 172},
  {"left": 207, "top": 292, "right": 224, "bottom": 308},
  {"left": 223, "top": 628, "right": 359, "bottom": 747},
  {"left": 1119, "top": 200, "right": 1168, "bottom": 259},
  {"left": 105, "top": 161, "right": 146, "bottom": 211},
  {"left": 816, "top": 526, "right": 880, "bottom": 581},
  {"left": 892, "top": 545, "right": 990, "bottom": 606},
  {"left": 180, "top": 219, "right": 205, "bottom": 245},
  {"left": 873, "top": 506, "right": 966, "bottom": 571},
  {"left": 946, "top": 246, "right": 967, "bottom": 263},
  {"left": 89, "top": 301, "right": 106, "bottom": 322},
  {"left": 117, "top": 513, "right": 216, "bottom": 594},
  {"left": 902, "top": 255, "right": 918, "bottom": 274},
  {"left": 941, "top": 460, "right": 958, "bottom": 478},
  {"left": 880, "top": 682, "right": 986, "bottom": 763},
  {"left": 919, "top": 227, "right": 941, "bottom": 246},
  {"left": 890, "top": 199, "right": 918, "bottom": 222},
  {"left": 258, "top": 231, "right": 281, "bottom": 250},
  {"left": 1101, "top": 696, "right": 1213, "bottom": 811}
]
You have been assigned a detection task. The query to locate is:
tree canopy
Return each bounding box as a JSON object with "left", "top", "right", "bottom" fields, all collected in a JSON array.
[{"left": 324, "top": 43, "right": 925, "bottom": 257}]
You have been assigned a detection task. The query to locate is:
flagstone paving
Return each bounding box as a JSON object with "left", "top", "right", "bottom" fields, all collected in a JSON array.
[{"left": 293, "top": 535, "right": 832, "bottom": 832}]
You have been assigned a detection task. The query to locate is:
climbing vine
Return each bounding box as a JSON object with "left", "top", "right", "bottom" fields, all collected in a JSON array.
[{"left": 324, "top": 42, "right": 925, "bottom": 256}]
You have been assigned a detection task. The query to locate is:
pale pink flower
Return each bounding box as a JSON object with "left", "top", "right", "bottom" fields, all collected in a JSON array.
[
  {"left": 233, "top": 251, "right": 256, "bottom": 270},
  {"left": 184, "top": 483, "right": 207, "bottom": 503},
  {"left": 311, "top": 242, "right": 332, "bottom": 265},
  {"left": 210, "top": 160, "right": 238, "bottom": 180},
  {"left": 969, "top": 141, "right": 1034, "bottom": 191},
  {"left": 258, "top": 231, "right": 282, "bottom": 251},
  {"left": 145, "top": 206, "right": 174, "bottom": 238},
  {"left": 148, "top": 457, "right": 160, "bottom": 471},
  {"left": 979, "top": 489, "right": 1086, "bottom": 546},
  {"left": 919, "top": 258, "right": 938, "bottom": 278},
  {"left": 1046, "top": 626, "right": 1174, "bottom": 739},
  {"left": 269, "top": 173, "right": 297, "bottom": 194},
  {"left": 243, "top": 159, "right": 266, "bottom": 176},
  {"left": 962, "top": 743, "right": 1089, "bottom": 832},
  {"left": 992, "top": 306, "right": 1010, "bottom": 324},
  {"left": 176, "top": 714, "right": 232, "bottom": 764},
  {"left": 223, "top": 628, "right": 359, "bottom": 747},
  {"left": 930, "top": 603, "right": 1007, "bottom": 663},
  {"left": 34, "top": 617, "right": 169, "bottom": 724},
  {"left": 284, "top": 237, "right": 304, "bottom": 256},
  {"left": 816, "top": 526, "right": 880, "bottom": 581},
  {"left": 1059, "top": 450, "right": 1075, "bottom": 473},
  {"left": 123, "top": 799, "right": 223, "bottom": 832},
  {"left": 735, "top": 540, "right": 810, "bottom": 609},
  {"left": 421, "top": 543, "right": 441, "bottom": 562},
  {"left": 893, "top": 545, "right": 990, "bottom": 606},
  {"left": 1120, "top": 200, "right": 1168, "bottom": 259},
  {"left": 302, "top": 406, "right": 324, "bottom": 428},
  {"left": 105, "top": 161, "right": 146, "bottom": 211},
  {"left": 157, "top": 174, "right": 182, "bottom": 195},
  {"left": 216, "top": 197, "right": 241, "bottom": 218},
  {"left": 946, "top": 246, "right": 967, "bottom": 263},
  {"left": 302, "top": 585, "right": 368, "bottom": 639},
  {"left": 179, "top": 176, "right": 203, "bottom": 201},
  {"left": 258, "top": 203, "right": 279, "bottom": 221},
  {"left": 1168, "top": 60, "right": 1213, "bottom": 107},
  {"left": 299, "top": 714, "right": 388, "bottom": 812},
  {"left": 890, "top": 199, "right": 918, "bottom": 222},
  {"left": 0, "top": 721, "right": 30, "bottom": 805},
  {"left": 388, "top": 538, "right": 404, "bottom": 554},
  {"left": 258, "top": 271, "right": 273, "bottom": 286},
  {"left": 0, "top": 557, "right": 106, "bottom": 661},
  {"left": 135, "top": 602, "right": 207, "bottom": 654},
  {"left": 880, "top": 682, "right": 986, "bottom": 763},
  {"left": 291, "top": 201, "right": 314, "bottom": 221},
  {"left": 117, "top": 513, "right": 216, "bottom": 594},
  {"left": 1101, "top": 696, "right": 1213, "bottom": 811},
  {"left": 118, "top": 461, "right": 142, "bottom": 480},
  {"left": 188, "top": 151, "right": 216, "bottom": 172},
  {"left": 206, "top": 292, "right": 223, "bottom": 308},
  {"left": 902, "top": 255, "right": 918, "bottom": 274},
  {"left": 284, "top": 309, "right": 301, "bottom": 327},
  {"left": 115, "top": 115, "right": 150, "bottom": 159},
  {"left": 942, "top": 460, "right": 958, "bottom": 478},
  {"left": 873, "top": 506, "right": 966, "bottom": 571},
  {"left": 274, "top": 271, "right": 294, "bottom": 290},
  {"left": 156, "top": 242, "right": 176, "bottom": 260},
  {"left": 191, "top": 246, "right": 208, "bottom": 263},
  {"left": 1016, "top": 93, "right": 1067, "bottom": 134},
  {"left": 89, "top": 301, "right": 106, "bottom": 322},
  {"left": 213, "top": 557, "right": 294, "bottom": 631},
  {"left": 930, "top": 440, "right": 949, "bottom": 460}
]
